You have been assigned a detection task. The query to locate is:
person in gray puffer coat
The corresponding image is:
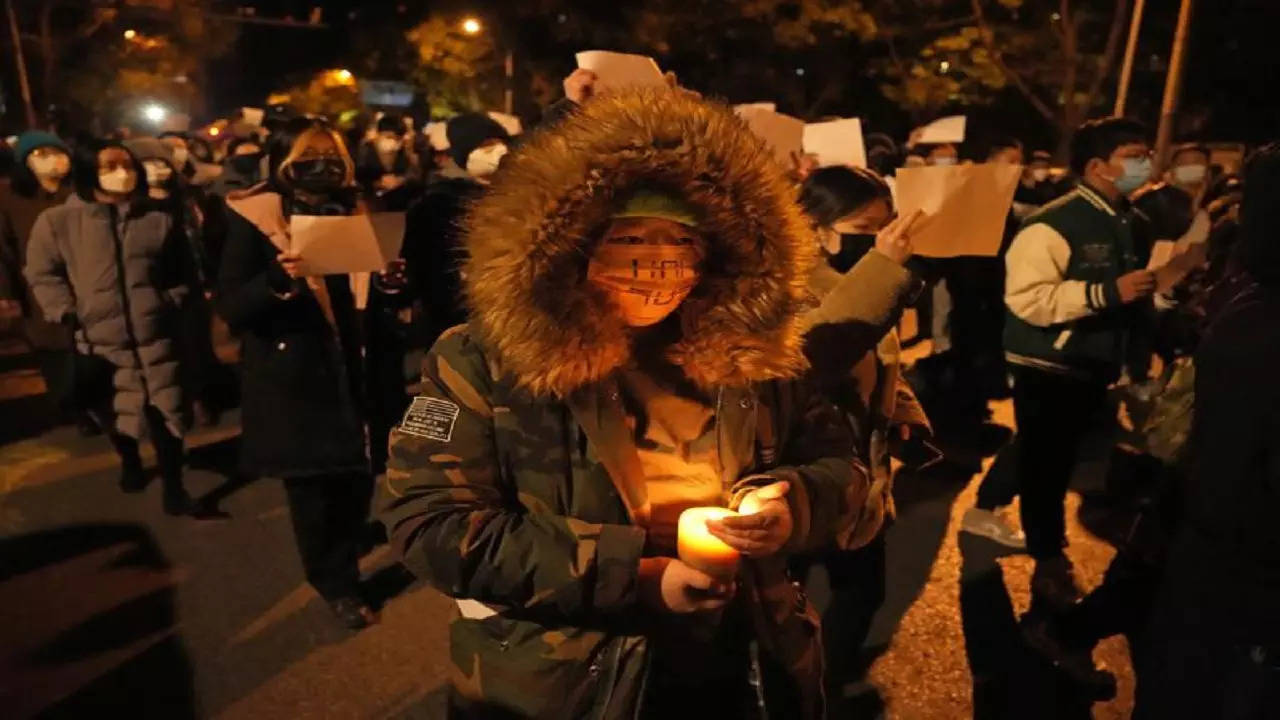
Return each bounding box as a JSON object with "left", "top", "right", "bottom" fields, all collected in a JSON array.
[{"left": 25, "top": 138, "right": 196, "bottom": 515}]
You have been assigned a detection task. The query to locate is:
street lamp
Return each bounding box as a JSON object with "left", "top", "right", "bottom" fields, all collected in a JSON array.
[
  {"left": 458, "top": 16, "right": 512, "bottom": 114},
  {"left": 123, "top": 28, "right": 137, "bottom": 40},
  {"left": 142, "top": 103, "right": 168, "bottom": 124}
]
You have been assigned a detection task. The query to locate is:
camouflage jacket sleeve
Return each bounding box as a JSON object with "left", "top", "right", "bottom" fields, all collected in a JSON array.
[
  {"left": 378, "top": 328, "right": 648, "bottom": 620},
  {"left": 731, "top": 381, "right": 871, "bottom": 554},
  {"left": 801, "top": 250, "right": 920, "bottom": 387}
]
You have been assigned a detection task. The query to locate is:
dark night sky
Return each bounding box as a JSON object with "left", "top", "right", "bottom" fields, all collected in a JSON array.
[{"left": 207, "top": 0, "right": 1279, "bottom": 146}]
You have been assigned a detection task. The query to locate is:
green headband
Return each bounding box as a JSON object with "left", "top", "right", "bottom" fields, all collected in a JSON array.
[{"left": 611, "top": 188, "right": 700, "bottom": 228}]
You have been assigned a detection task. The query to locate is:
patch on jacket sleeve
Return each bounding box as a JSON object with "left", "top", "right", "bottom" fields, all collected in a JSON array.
[{"left": 399, "top": 397, "right": 461, "bottom": 442}]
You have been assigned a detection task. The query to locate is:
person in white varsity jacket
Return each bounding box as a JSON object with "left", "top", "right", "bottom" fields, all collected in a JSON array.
[{"left": 1002, "top": 117, "right": 1157, "bottom": 611}]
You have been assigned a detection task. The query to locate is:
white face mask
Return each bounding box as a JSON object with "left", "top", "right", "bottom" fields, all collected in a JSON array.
[
  {"left": 930, "top": 156, "right": 957, "bottom": 167},
  {"left": 170, "top": 147, "right": 189, "bottom": 168},
  {"left": 1172, "top": 164, "right": 1207, "bottom": 187},
  {"left": 28, "top": 152, "right": 71, "bottom": 180},
  {"left": 375, "top": 136, "right": 403, "bottom": 154},
  {"left": 98, "top": 168, "right": 137, "bottom": 195},
  {"left": 143, "top": 160, "right": 173, "bottom": 186},
  {"left": 1031, "top": 168, "right": 1050, "bottom": 183},
  {"left": 466, "top": 143, "right": 509, "bottom": 178}
]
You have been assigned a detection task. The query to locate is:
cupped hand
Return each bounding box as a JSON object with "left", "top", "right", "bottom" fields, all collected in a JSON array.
[
  {"left": 706, "top": 480, "right": 794, "bottom": 557},
  {"left": 638, "top": 557, "right": 734, "bottom": 614}
]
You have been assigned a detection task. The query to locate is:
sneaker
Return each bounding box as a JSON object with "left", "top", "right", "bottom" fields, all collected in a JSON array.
[
  {"left": 960, "top": 507, "right": 1027, "bottom": 550},
  {"left": 1031, "top": 556, "right": 1083, "bottom": 612},
  {"left": 328, "top": 597, "right": 377, "bottom": 630}
]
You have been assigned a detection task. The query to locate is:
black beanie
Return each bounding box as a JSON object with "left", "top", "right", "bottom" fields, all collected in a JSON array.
[{"left": 447, "top": 113, "right": 510, "bottom": 168}]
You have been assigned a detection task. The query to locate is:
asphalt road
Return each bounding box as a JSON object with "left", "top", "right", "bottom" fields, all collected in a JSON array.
[{"left": 0, "top": 332, "right": 1142, "bottom": 719}]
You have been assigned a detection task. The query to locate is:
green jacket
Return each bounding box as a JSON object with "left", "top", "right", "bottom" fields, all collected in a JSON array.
[
  {"left": 381, "top": 327, "right": 868, "bottom": 718},
  {"left": 378, "top": 88, "right": 877, "bottom": 718},
  {"left": 1003, "top": 183, "right": 1141, "bottom": 382}
]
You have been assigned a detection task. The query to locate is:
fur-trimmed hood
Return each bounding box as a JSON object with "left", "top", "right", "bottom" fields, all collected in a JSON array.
[{"left": 464, "top": 87, "right": 817, "bottom": 397}]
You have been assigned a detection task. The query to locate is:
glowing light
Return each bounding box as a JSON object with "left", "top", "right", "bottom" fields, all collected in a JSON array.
[
  {"left": 795, "top": 67, "right": 806, "bottom": 76},
  {"left": 461, "top": 17, "right": 482, "bottom": 35},
  {"left": 124, "top": 29, "right": 137, "bottom": 40},
  {"left": 208, "top": 126, "right": 221, "bottom": 137},
  {"left": 142, "top": 104, "right": 167, "bottom": 123},
  {"left": 940, "top": 60, "right": 951, "bottom": 72},
  {"left": 335, "top": 68, "right": 354, "bottom": 83}
]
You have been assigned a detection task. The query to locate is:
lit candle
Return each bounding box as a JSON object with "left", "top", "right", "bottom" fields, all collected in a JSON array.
[{"left": 677, "top": 507, "right": 740, "bottom": 579}]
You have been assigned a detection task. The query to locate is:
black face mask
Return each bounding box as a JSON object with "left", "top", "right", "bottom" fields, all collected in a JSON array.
[
  {"left": 827, "top": 233, "right": 876, "bottom": 273},
  {"left": 288, "top": 158, "right": 347, "bottom": 194},
  {"left": 229, "top": 153, "right": 262, "bottom": 177}
]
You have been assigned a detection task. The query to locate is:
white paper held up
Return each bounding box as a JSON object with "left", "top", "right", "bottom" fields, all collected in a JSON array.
[
  {"left": 289, "top": 213, "right": 406, "bottom": 276},
  {"left": 424, "top": 122, "right": 449, "bottom": 151},
  {"left": 575, "top": 51, "right": 665, "bottom": 93},
  {"left": 736, "top": 107, "right": 805, "bottom": 168},
  {"left": 487, "top": 111, "right": 523, "bottom": 137},
  {"left": 912, "top": 115, "right": 966, "bottom": 146},
  {"left": 894, "top": 163, "right": 1022, "bottom": 257},
  {"left": 803, "top": 118, "right": 866, "bottom": 169},
  {"left": 734, "top": 102, "right": 777, "bottom": 114},
  {"left": 241, "top": 107, "right": 265, "bottom": 127}
]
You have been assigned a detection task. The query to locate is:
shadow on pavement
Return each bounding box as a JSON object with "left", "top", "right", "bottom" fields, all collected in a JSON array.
[
  {"left": 0, "top": 523, "right": 196, "bottom": 719},
  {"left": 959, "top": 533, "right": 1094, "bottom": 720}
]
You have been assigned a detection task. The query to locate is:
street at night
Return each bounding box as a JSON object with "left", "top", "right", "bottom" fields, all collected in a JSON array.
[{"left": 2, "top": 1, "right": 1278, "bottom": 718}]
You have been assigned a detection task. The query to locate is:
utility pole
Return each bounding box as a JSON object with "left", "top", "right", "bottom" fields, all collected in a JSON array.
[
  {"left": 5, "top": 0, "right": 37, "bottom": 127},
  {"left": 504, "top": 49, "right": 514, "bottom": 115},
  {"left": 1114, "top": 0, "right": 1146, "bottom": 116},
  {"left": 1154, "top": 0, "right": 1195, "bottom": 172}
]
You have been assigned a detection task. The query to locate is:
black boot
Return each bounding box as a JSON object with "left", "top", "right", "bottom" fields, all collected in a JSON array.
[
  {"left": 162, "top": 481, "right": 195, "bottom": 516},
  {"left": 1019, "top": 610, "right": 1117, "bottom": 701},
  {"left": 113, "top": 435, "right": 147, "bottom": 494},
  {"left": 1031, "top": 555, "right": 1083, "bottom": 612},
  {"left": 328, "top": 597, "right": 377, "bottom": 630}
]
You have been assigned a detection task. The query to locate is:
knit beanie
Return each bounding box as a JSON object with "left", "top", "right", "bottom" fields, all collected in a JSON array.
[
  {"left": 15, "top": 131, "right": 69, "bottom": 164},
  {"left": 446, "top": 113, "right": 510, "bottom": 168},
  {"left": 610, "top": 187, "right": 701, "bottom": 228}
]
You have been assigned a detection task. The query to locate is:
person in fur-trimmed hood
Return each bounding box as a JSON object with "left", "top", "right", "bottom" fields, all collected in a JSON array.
[{"left": 379, "top": 87, "right": 872, "bottom": 719}]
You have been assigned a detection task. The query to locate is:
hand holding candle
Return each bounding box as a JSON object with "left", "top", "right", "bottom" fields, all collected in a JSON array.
[
  {"left": 677, "top": 507, "right": 742, "bottom": 579},
  {"left": 706, "top": 480, "right": 794, "bottom": 558}
]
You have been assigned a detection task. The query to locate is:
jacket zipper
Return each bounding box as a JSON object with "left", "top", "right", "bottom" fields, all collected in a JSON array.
[{"left": 108, "top": 207, "right": 150, "bottom": 402}]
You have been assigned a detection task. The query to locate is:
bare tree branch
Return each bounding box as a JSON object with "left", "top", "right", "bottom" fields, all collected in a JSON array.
[
  {"left": 879, "top": 15, "right": 979, "bottom": 37},
  {"left": 1060, "top": 0, "right": 1080, "bottom": 126},
  {"left": 1083, "top": 0, "right": 1132, "bottom": 115},
  {"left": 970, "top": 0, "right": 1059, "bottom": 125}
]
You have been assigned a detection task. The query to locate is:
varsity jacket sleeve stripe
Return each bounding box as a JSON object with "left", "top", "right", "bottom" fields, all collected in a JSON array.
[{"left": 1004, "top": 223, "right": 1103, "bottom": 327}]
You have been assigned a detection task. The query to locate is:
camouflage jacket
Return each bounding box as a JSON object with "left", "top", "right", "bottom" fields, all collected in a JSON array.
[{"left": 379, "top": 328, "right": 870, "bottom": 719}]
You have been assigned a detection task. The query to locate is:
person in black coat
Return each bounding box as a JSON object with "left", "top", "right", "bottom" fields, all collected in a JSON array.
[
  {"left": 354, "top": 114, "right": 421, "bottom": 212},
  {"left": 1135, "top": 141, "right": 1280, "bottom": 719},
  {"left": 401, "top": 113, "right": 510, "bottom": 347},
  {"left": 216, "top": 117, "right": 409, "bottom": 630}
]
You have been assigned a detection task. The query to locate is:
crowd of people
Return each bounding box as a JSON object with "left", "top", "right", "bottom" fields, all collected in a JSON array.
[{"left": 0, "top": 64, "right": 1275, "bottom": 719}]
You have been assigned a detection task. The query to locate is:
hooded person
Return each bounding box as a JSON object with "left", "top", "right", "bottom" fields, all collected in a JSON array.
[
  {"left": 24, "top": 137, "right": 197, "bottom": 514},
  {"left": 401, "top": 112, "right": 511, "bottom": 347},
  {"left": 0, "top": 131, "right": 73, "bottom": 355},
  {"left": 378, "top": 87, "right": 873, "bottom": 719}
]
